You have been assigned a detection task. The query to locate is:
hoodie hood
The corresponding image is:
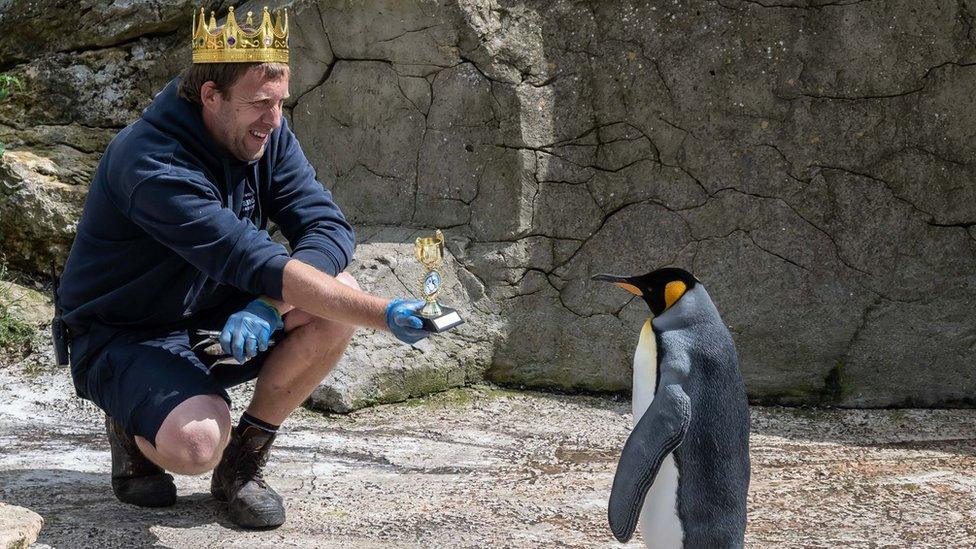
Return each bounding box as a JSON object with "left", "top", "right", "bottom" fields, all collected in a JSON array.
[{"left": 142, "top": 77, "right": 258, "bottom": 173}]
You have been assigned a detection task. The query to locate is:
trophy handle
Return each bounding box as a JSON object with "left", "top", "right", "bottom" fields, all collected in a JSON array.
[
  {"left": 435, "top": 229, "right": 445, "bottom": 253},
  {"left": 415, "top": 237, "right": 425, "bottom": 264}
]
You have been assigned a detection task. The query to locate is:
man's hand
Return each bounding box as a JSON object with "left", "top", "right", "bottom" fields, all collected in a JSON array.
[
  {"left": 220, "top": 299, "right": 284, "bottom": 363},
  {"left": 385, "top": 299, "right": 429, "bottom": 344}
]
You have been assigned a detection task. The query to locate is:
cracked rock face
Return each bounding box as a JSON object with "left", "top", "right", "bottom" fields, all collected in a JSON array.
[
  {"left": 0, "top": 150, "right": 88, "bottom": 273},
  {"left": 1, "top": 0, "right": 974, "bottom": 407}
]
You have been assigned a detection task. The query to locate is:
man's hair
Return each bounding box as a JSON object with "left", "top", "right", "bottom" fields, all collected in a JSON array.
[{"left": 178, "top": 62, "right": 289, "bottom": 105}]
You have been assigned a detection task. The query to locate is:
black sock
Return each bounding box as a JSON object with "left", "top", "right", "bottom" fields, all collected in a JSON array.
[{"left": 237, "top": 412, "right": 279, "bottom": 435}]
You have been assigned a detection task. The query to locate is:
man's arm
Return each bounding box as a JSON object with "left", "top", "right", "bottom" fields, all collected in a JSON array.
[
  {"left": 250, "top": 260, "right": 387, "bottom": 329},
  {"left": 280, "top": 259, "right": 388, "bottom": 330},
  {"left": 220, "top": 259, "right": 427, "bottom": 361},
  {"left": 125, "top": 170, "right": 291, "bottom": 299},
  {"left": 267, "top": 117, "right": 355, "bottom": 278}
]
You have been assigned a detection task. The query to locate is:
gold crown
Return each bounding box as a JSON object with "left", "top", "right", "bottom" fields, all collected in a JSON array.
[{"left": 191, "top": 6, "right": 288, "bottom": 64}]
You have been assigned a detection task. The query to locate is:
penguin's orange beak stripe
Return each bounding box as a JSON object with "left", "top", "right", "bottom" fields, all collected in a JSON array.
[{"left": 615, "top": 282, "right": 643, "bottom": 297}]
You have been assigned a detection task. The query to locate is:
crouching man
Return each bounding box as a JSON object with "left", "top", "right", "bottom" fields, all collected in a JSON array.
[{"left": 57, "top": 7, "right": 428, "bottom": 529}]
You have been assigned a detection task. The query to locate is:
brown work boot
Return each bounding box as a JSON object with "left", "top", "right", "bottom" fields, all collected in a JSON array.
[
  {"left": 210, "top": 425, "right": 285, "bottom": 529},
  {"left": 105, "top": 415, "right": 176, "bottom": 507}
]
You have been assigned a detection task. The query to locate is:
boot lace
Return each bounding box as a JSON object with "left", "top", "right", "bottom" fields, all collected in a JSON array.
[{"left": 235, "top": 445, "right": 270, "bottom": 489}]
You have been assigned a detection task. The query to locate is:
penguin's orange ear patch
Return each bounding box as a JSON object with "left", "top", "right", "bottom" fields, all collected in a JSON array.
[
  {"left": 664, "top": 280, "right": 687, "bottom": 309},
  {"left": 615, "top": 282, "right": 643, "bottom": 297}
]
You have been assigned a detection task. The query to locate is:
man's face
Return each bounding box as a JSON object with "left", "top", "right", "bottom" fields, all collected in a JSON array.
[{"left": 203, "top": 68, "right": 290, "bottom": 162}]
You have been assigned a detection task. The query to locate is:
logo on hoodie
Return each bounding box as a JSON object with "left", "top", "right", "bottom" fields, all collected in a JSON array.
[{"left": 241, "top": 191, "right": 256, "bottom": 218}]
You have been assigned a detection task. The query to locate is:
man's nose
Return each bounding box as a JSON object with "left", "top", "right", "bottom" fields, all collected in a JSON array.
[{"left": 261, "top": 105, "right": 282, "bottom": 130}]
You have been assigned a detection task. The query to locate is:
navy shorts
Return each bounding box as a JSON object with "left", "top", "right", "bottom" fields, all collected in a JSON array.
[{"left": 77, "top": 295, "right": 277, "bottom": 445}]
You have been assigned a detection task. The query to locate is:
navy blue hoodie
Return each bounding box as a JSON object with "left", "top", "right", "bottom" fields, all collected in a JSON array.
[{"left": 59, "top": 77, "right": 355, "bottom": 373}]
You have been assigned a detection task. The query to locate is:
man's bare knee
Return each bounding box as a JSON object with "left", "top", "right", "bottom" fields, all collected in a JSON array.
[{"left": 154, "top": 395, "right": 231, "bottom": 475}]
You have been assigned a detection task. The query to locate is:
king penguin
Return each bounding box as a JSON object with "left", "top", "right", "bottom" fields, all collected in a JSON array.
[{"left": 592, "top": 267, "right": 750, "bottom": 548}]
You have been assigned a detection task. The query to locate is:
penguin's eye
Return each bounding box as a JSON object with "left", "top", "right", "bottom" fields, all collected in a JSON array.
[{"left": 664, "top": 280, "right": 687, "bottom": 309}]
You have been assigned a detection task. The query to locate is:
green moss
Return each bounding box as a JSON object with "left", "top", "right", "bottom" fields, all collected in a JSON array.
[
  {"left": 394, "top": 384, "right": 524, "bottom": 410},
  {"left": 0, "top": 311, "right": 34, "bottom": 351},
  {"left": 0, "top": 263, "right": 36, "bottom": 353},
  {"left": 401, "top": 387, "right": 475, "bottom": 408},
  {"left": 0, "top": 74, "right": 22, "bottom": 156}
]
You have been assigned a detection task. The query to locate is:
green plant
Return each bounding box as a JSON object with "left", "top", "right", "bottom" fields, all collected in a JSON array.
[
  {"left": 0, "top": 262, "right": 35, "bottom": 353},
  {"left": 0, "top": 74, "right": 23, "bottom": 102},
  {"left": 0, "top": 74, "right": 23, "bottom": 157}
]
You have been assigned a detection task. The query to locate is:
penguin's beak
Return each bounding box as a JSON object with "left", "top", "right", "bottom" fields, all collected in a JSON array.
[
  {"left": 591, "top": 273, "right": 629, "bottom": 283},
  {"left": 591, "top": 273, "right": 643, "bottom": 297}
]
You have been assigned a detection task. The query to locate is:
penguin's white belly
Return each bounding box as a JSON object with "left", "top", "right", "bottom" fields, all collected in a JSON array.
[
  {"left": 638, "top": 455, "right": 682, "bottom": 548},
  {"left": 632, "top": 319, "right": 683, "bottom": 549}
]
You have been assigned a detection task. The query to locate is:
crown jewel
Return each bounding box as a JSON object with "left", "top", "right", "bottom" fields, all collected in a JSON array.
[{"left": 191, "top": 6, "right": 288, "bottom": 64}]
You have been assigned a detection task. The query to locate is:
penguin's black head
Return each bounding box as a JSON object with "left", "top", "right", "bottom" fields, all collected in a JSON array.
[{"left": 591, "top": 267, "right": 698, "bottom": 316}]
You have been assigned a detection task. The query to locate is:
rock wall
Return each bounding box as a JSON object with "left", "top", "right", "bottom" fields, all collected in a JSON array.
[{"left": 2, "top": 0, "right": 974, "bottom": 407}]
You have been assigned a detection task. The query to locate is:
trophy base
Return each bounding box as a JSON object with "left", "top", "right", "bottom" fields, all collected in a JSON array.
[{"left": 419, "top": 306, "right": 464, "bottom": 333}]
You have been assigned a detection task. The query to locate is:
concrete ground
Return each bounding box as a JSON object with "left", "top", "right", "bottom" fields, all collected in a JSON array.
[{"left": 0, "top": 361, "right": 974, "bottom": 548}]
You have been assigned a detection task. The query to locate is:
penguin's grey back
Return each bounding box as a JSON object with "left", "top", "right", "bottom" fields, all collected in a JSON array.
[{"left": 652, "top": 284, "right": 750, "bottom": 548}]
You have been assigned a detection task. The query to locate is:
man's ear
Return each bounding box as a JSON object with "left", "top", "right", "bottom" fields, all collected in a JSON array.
[{"left": 200, "top": 81, "right": 220, "bottom": 112}]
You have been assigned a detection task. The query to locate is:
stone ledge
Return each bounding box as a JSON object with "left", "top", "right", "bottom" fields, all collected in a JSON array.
[
  {"left": 0, "top": 503, "right": 42, "bottom": 549},
  {"left": 302, "top": 226, "right": 498, "bottom": 413}
]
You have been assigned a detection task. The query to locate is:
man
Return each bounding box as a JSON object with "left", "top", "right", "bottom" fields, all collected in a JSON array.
[{"left": 57, "top": 7, "right": 428, "bottom": 529}]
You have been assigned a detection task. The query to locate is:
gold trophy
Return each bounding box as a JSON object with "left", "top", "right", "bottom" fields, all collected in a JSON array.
[{"left": 414, "top": 229, "right": 464, "bottom": 332}]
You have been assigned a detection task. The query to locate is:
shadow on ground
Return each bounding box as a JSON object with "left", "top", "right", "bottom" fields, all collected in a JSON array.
[
  {"left": 486, "top": 386, "right": 976, "bottom": 457},
  {"left": 747, "top": 405, "right": 976, "bottom": 457},
  {"left": 0, "top": 469, "right": 242, "bottom": 546}
]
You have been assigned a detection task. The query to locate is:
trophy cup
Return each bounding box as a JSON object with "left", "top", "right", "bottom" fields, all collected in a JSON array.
[{"left": 414, "top": 229, "right": 464, "bottom": 332}]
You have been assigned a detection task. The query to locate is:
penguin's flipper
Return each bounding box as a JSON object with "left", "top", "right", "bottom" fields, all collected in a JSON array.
[{"left": 607, "top": 383, "right": 691, "bottom": 543}]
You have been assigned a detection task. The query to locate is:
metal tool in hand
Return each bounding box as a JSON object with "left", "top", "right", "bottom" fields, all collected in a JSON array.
[{"left": 193, "top": 329, "right": 280, "bottom": 349}]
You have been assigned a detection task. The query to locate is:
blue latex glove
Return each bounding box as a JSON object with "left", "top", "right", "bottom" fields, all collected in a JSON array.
[
  {"left": 385, "top": 299, "right": 429, "bottom": 344},
  {"left": 219, "top": 299, "right": 284, "bottom": 363}
]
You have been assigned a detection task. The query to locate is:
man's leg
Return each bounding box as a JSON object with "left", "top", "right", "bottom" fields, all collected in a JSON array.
[
  {"left": 247, "top": 271, "right": 360, "bottom": 424},
  {"left": 211, "top": 272, "right": 360, "bottom": 529},
  {"left": 134, "top": 394, "right": 232, "bottom": 475},
  {"left": 104, "top": 415, "right": 177, "bottom": 508},
  {"left": 85, "top": 332, "right": 240, "bottom": 507}
]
